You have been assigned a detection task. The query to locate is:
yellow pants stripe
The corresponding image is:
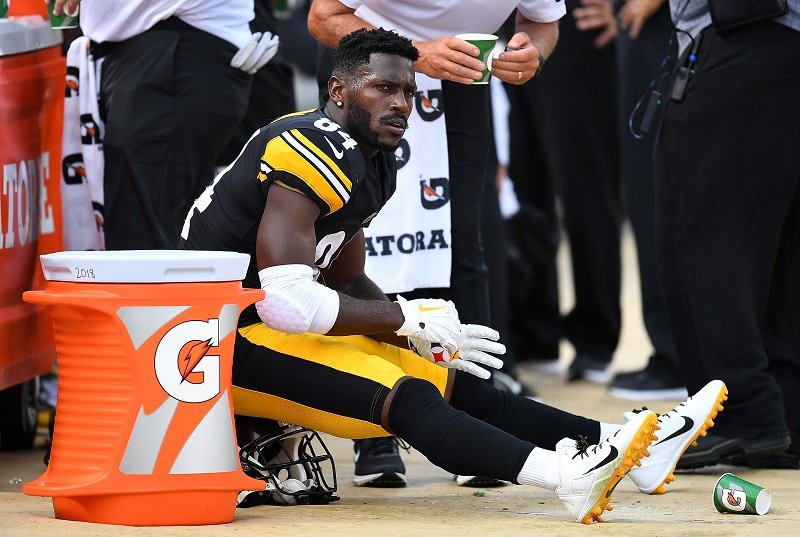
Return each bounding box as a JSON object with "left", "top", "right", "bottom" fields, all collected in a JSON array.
[{"left": 233, "top": 324, "right": 449, "bottom": 439}]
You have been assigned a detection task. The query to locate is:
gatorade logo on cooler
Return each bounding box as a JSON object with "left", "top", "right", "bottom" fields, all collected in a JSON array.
[{"left": 155, "top": 319, "right": 221, "bottom": 403}]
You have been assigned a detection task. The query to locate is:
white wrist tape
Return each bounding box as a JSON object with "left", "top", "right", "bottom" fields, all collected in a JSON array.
[{"left": 256, "top": 264, "right": 339, "bottom": 334}]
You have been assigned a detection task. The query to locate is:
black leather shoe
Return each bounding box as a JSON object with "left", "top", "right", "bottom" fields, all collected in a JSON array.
[
  {"left": 608, "top": 357, "right": 688, "bottom": 401},
  {"left": 676, "top": 431, "right": 791, "bottom": 470},
  {"left": 566, "top": 354, "right": 612, "bottom": 383}
]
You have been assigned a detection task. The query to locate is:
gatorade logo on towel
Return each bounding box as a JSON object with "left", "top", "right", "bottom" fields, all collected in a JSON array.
[{"left": 415, "top": 88, "right": 444, "bottom": 122}]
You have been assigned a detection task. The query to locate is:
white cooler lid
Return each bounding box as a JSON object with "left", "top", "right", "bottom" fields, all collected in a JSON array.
[{"left": 40, "top": 250, "right": 251, "bottom": 283}]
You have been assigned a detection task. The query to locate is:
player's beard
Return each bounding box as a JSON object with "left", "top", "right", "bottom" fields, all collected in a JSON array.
[{"left": 347, "top": 101, "right": 401, "bottom": 152}]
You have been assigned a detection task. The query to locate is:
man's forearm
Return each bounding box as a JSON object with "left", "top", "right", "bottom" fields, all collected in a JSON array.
[
  {"left": 308, "top": 0, "right": 375, "bottom": 48},
  {"left": 516, "top": 16, "right": 559, "bottom": 59}
]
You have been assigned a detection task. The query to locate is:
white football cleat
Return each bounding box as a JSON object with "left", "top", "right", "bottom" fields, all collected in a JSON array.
[
  {"left": 627, "top": 379, "right": 728, "bottom": 494},
  {"left": 555, "top": 409, "right": 659, "bottom": 524}
]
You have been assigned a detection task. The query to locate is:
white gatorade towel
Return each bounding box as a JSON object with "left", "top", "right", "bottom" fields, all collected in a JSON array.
[
  {"left": 62, "top": 36, "right": 105, "bottom": 251},
  {"left": 363, "top": 74, "right": 452, "bottom": 293}
]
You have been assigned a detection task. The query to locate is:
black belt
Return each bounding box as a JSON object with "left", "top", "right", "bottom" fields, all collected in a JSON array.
[{"left": 90, "top": 16, "right": 196, "bottom": 59}]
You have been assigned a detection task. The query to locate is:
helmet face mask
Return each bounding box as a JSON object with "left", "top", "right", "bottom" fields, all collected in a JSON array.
[{"left": 238, "top": 423, "right": 339, "bottom": 506}]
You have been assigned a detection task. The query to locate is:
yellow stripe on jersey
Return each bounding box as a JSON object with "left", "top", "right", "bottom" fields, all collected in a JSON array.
[
  {"left": 261, "top": 129, "right": 352, "bottom": 213},
  {"left": 282, "top": 130, "right": 352, "bottom": 206},
  {"left": 261, "top": 134, "right": 346, "bottom": 213},
  {"left": 289, "top": 129, "right": 353, "bottom": 192}
]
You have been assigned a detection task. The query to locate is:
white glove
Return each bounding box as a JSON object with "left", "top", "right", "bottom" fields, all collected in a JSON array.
[
  {"left": 455, "top": 324, "right": 505, "bottom": 378},
  {"left": 408, "top": 324, "right": 505, "bottom": 379},
  {"left": 395, "top": 295, "right": 461, "bottom": 357},
  {"left": 231, "top": 32, "right": 280, "bottom": 74}
]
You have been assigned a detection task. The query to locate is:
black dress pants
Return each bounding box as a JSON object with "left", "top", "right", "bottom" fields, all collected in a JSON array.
[
  {"left": 436, "top": 80, "right": 492, "bottom": 326},
  {"left": 616, "top": 5, "right": 678, "bottom": 369},
  {"left": 506, "top": 4, "right": 622, "bottom": 362},
  {"left": 100, "top": 18, "right": 251, "bottom": 249},
  {"left": 655, "top": 22, "right": 800, "bottom": 448}
]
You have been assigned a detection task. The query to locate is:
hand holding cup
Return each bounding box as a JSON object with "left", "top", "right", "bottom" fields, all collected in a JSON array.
[
  {"left": 47, "top": 0, "right": 80, "bottom": 29},
  {"left": 454, "top": 33, "right": 500, "bottom": 85}
]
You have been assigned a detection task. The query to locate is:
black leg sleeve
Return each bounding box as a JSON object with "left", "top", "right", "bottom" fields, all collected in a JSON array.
[
  {"left": 389, "top": 379, "right": 533, "bottom": 482},
  {"left": 449, "top": 372, "right": 601, "bottom": 450}
]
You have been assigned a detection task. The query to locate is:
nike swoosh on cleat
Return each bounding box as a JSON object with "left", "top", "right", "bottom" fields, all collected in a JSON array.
[
  {"left": 583, "top": 446, "right": 618, "bottom": 475},
  {"left": 652, "top": 416, "right": 694, "bottom": 446},
  {"left": 325, "top": 136, "right": 344, "bottom": 159},
  {"left": 354, "top": 449, "right": 361, "bottom": 463},
  {"left": 418, "top": 305, "right": 445, "bottom": 312}
]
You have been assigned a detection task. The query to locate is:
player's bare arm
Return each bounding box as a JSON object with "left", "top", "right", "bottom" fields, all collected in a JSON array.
[
  {"left": 256, "top": 182, "right": 406, "bottom": 336},
  {"left": 319, "top": 229, "right": 385, "bottom": 301},
  {"left": 321, "top": 229, "right": 410, "bottom": 347}
]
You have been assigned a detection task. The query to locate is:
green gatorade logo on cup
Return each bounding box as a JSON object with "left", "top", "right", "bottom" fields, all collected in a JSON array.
[{"left": 713, "top": 473, "right": 771, "bottom": 515}]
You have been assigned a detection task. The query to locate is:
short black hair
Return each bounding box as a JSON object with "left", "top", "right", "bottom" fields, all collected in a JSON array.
[{"left": 332, "top": 27, "right": 418, "bottom": 79}]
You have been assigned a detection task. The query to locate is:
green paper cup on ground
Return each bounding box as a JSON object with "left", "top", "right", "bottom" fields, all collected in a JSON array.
[
  {"left": 713, "top": 473, "right": 771, "bottom": 515},
  {"left": 455, "top": 33, "right": 499, "bottom": 85},
  {"left": 47, "top": 2, "right": 79, "bottom": 29}
]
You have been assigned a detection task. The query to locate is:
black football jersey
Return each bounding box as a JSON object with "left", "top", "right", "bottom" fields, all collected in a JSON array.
[{"left": 180, "top": 108, "right": 397, "bottom": 326}]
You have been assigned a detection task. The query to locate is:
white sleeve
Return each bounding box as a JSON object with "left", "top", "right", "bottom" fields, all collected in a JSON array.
[
  {"left": 338, "top": 0, "right": 363, "bottom": 10},
  {"left": 516, "top": 0, "right": 567, "bottom": 23}
]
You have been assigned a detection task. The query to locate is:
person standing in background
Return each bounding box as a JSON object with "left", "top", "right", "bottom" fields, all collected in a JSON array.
[
  {"left": 50, "top": 0, "right": 277, "bottom": 250},
  {"left": 654, "top": 0, "right": 800, "bottom": 469}
]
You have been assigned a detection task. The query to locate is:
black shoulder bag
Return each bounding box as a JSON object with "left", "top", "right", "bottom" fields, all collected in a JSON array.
[{"left": 707, "top": 0, "right": 788, "bottom": 32}]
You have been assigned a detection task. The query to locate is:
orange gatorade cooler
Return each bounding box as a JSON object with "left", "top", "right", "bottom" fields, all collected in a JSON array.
[{"left": 22, "top": 250, "right": 267, "bottom": 526}]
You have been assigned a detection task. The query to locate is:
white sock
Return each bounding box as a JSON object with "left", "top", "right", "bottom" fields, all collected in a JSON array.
[
  {"left": 599, "top": 422, "right": 622, "bottom": 441},
  {"left": 516, "top": 447, "right": 560, "bottom": 490}
]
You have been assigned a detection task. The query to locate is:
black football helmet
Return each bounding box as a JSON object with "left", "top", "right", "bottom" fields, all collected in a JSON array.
[{"left": 237, "top": 419, "right": 339, "bottom": 506}]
